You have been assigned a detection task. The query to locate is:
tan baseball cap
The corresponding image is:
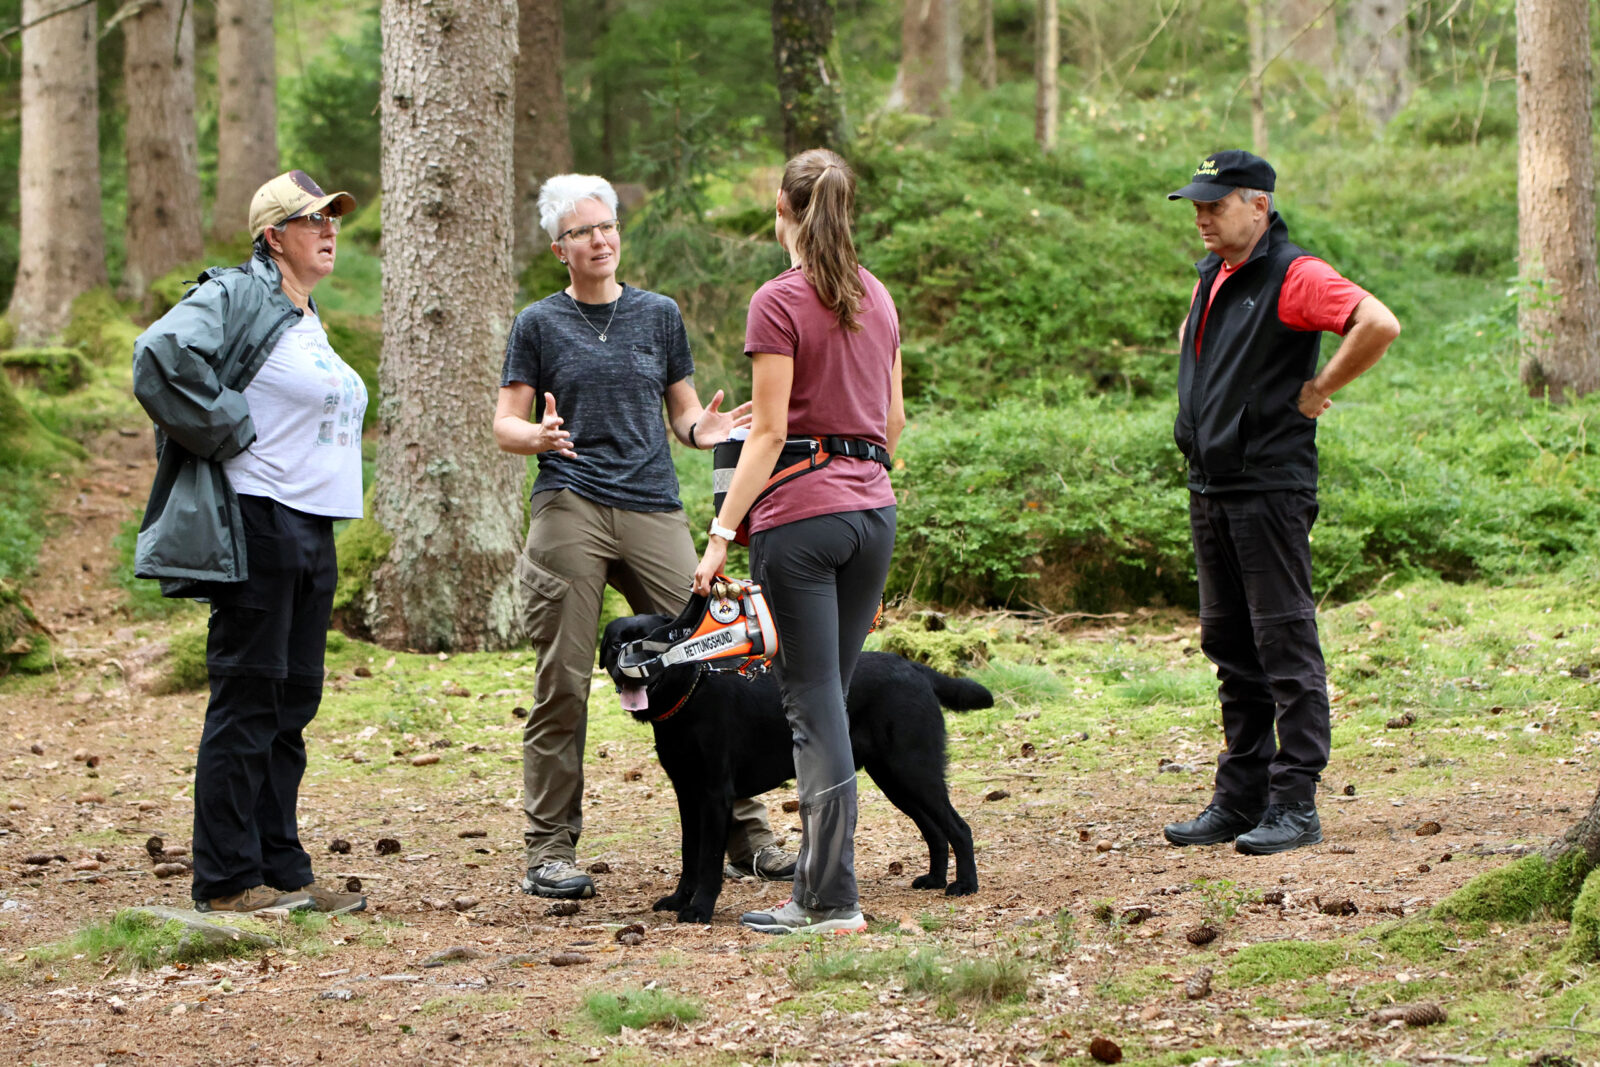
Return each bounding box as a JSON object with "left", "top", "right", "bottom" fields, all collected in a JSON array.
[{"left": 248, "top": 170, "right": 357, "bottom": 238}]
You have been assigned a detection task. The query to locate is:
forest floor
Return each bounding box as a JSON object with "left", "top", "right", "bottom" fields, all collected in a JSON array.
[{"left": 2, "top": 429, "right": 1599, "bottom": 1067}]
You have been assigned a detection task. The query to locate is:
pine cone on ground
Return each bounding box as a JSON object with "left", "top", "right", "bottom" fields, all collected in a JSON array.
[
  {"left": 1184, "top": 967, "right": 1213, "bottom": 999},
  {"left": 1403, "top": 1002, "right": 1447, "bottom": 1027},
  {"left": 1185, "top": 924, "right": 1219, "bottom": 945}
]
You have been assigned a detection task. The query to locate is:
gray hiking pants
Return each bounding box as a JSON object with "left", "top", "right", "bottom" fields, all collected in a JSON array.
[{"left": 751, "top": 506, "right": 896, "bottom": 911}]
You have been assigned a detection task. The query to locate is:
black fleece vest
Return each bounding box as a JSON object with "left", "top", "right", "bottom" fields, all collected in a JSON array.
[{"left": 1174, "top": 213, "right": 1321, "bottom": 494}]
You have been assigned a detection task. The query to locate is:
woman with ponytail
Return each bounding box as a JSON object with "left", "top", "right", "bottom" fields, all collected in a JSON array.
[{"left": 693, "top": 149, "right": 905, "bottom": 935}]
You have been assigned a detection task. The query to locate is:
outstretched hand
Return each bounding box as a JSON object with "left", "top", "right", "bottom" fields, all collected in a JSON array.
[
  {"left": 690, "top": 390, "right": 753, "bottom": 449},
  {"left": 537, "top": 392, "right": 577, "bottom": 457}
]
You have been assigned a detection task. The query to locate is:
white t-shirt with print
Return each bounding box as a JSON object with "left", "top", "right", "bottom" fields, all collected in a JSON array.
[{"left": 224, "top": 309, "right": 367, "bottom": 519}]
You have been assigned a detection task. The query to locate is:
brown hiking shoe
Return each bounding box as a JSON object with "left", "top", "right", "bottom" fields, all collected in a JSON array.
[
  {"left": 291, "top": 881, "right": 367, "bottom": 914},
  {"left": 196, "top": 885, "right": 313, "bottom": 914}
]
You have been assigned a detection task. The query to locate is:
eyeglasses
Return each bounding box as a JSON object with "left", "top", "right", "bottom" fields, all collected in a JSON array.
[
  {"left": 278, "top": 211, "right": 342, "bottom": 234},
  {"left": 558, "top": 219, "right": 620, "bottom": 243}
]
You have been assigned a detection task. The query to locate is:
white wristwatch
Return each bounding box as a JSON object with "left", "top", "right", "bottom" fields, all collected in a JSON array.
[{"left": 708, "top": 519, "right": 738, "bottom": 541}]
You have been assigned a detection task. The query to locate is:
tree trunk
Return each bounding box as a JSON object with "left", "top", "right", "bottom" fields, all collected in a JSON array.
[
  {"left": 1546, "top": 780, "right": 1600, "bottom": 869},
  {"left": 211, "top": 0, "right": 279, "bottom": 241},
  {"left": 944, "top": 0, "right": 963, "bottom": 93},
  {"left": 979, "top": 0, "right": 996, "bottom": 90},
  {"left": 771, "top": 0, "right": 845, "bottom": 156},
  {"left": 122, "top": 0, "right": 203, "bottom": 301},
  {"left": 8, "top": 0, "right": 108, "bottom": 342},
  {"left": 513, "top": 0, "right": 572, "bottom": 270},
  {"left": 901, "top": 0, "right": 949, "bottom": 116},
  {"left": 1516, "top": 0, "right": 1600, "bottom": 400},
  {"left": 1245, "top": 0, "right": 1269, "bottom": 155},
  {"left": 1341, "top": 0, "right": 1411, "bottom": 124},
  {"left": 1033, "top": 0, "right": 1057, "bottom": 151},
  {"left": 371, "top": 0, "right": 525, "bottom": 652},
  {"left": 1266, "top": 0, "right": 1337, "bottom": 75}
]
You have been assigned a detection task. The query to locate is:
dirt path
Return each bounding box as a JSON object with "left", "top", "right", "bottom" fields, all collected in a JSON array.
[{"left": 2, "top": 431, "right": 1596, "bottom": 1066}]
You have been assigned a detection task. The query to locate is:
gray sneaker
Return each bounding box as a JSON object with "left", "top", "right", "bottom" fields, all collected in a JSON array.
[
  {"left": 724, "top": 844, "right": 798, "bottom": 881},
  {"left": 740, "top": 898, "right": 865, "bottom": 935},
  {"left": 521, "top": 860, "right": 595, "bottom": 899}
]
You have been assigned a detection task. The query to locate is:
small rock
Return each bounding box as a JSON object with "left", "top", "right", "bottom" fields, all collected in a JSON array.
[
  {"left": 1088, "top": 1036, "right": 1123, "bottom": 1064},
  {"left": 71, "top": 858, "right": 101, "bottom": 872},
  {"left": 152, "top": 862, "right": 190, "bottom": 878},
  {"left": 76, "top": 792, "right": 106, "bottom": 805},
  {"left": 984, "top": 789, "right": 1011, "bottom": 802},
  {"left": 411, "top": 753, "right": 441, "bottom": 767},
  {"left": 1095, "top": 839, "right": 1113, "bottom": 853},
  {"left": 160, "top": 845, "right": 189, "bottom": 861},
  {"left": 1415, "top": 820, "right": 1442, "bottom": 836},
  {"left": 546, "top": 900, "right": 580, "bottom": 917},
  {"left": 618, "top": 931, "right": 643, "bottom": 947},
  {"left": 423, "top": 945, "right": 488, "bottom": 967},
  {"left": 137, "top": 800, "right": 160, "bottom": 812},
  {"left": 587, "top": 861, "right": 610, "bottom": 874},
  {"left": 549, "top": 952, "right": 590, "bottom": 966},
  {"left": 72, "top": 748, "right": 89, "bottom": 762},
  {"left": 375, "top": 838, "right": 401, "bottom": 855},
  {"left": 329, "top": 838, "right": 352, "bottom": 854},
  {"left": 6, "top": 800, "right": 24, "bottom": 812},
  {"left": 29, "top": 742, "right": 44, "bottom": 756},
  {"left": 452, "top": 896, "right": 479, "bottom": 912},
  {"left": 443, "top": 687, "right": 470, "bottom": 698}
]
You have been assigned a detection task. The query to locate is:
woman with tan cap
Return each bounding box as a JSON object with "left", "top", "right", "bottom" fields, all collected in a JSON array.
[{"left": 132, "top": 170, "right": 368, "bottom": 915}]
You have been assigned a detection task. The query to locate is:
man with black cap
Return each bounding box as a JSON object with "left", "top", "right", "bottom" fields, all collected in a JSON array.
[{"left": 1163, "top": 150, "right": 1401, "bottom": 855}]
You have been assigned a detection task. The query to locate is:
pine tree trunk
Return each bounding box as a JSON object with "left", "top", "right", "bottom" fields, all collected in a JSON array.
[
  {"left": 1546, "top": 780, "right": 1600, "bottom": 868},
  {"left": 211, "top": 0, "right": 279, "bottom": 241},
  {"left": 902, "top": 0, "right": 949, "bottom": 116},
  {"left": 1033, "top": 0, "right": 1057, "bottom": 151},
  {"left": 1341, "top": 0, "right": 1411, "bottom": 124},
  {"left": 771, "top": 0, "right": 844, "bottom": 156},
  {"left": 944, "top": 0, "right": 963, "bottom": 93},
  {"left": 1246, "top": 0, "right": 1269, "bottom": 155},
  {"left": 979, "top": 0, "right": 996, "bottom": 91},
  {"left": 1516, "top": 0, "right": 1600, "bottom": 400},
  {"left": 371, "top": 0, "right": 525, "bottom": 652},
  {"left": 8, "top": 0, "right": 108, "bottom": 342},
  {"left": 513, "top": 0, "right": 572, "bottom": 269},
  {"left": 122, "top": 0, "right": 203, "bottom": 301}
]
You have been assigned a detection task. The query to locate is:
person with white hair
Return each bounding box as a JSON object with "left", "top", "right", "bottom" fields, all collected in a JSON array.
[{"left": 493, "top": 174, "right": 797, "bottom": 900}]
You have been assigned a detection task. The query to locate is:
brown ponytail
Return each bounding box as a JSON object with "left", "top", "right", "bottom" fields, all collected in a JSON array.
[{"left": 782, "top": 148, "right": 866, "bottom": 332}]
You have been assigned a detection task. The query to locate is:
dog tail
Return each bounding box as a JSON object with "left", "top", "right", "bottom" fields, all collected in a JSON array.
[{"left": 911, "top": 661, "right": 994, "bottom": 712}]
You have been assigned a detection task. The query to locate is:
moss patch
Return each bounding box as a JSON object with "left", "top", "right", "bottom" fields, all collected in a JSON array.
[
  {"left": 62, "top": 288, "right": 140, "bottom": 366},
  {"left": 0, "top": 579, "right": 52, "bottom": 675},
  {"left": 1433, "top": 851, "right": 1592, "bottom": 923},
  {"left": 1224, "top": 940, "right": 1346, "bottom": 986},
  {"left": 1372, "top": 918, "right": 1459, "bottom": 962},
  {"left": 1, "top": 347, "right": 91, "bottom": 395},
  {"left": 0, "top": 371, "right": 87, "bottom": 470},
  {"left": 878, "top": 621, "right": 989, "bottom": 675},
  {"left": 332, "top": 515, "right": 393, "bottom": 636},
  {"left": 1555, "top": 866, "right": 1600, "bottom": 966},
  {"left": 144, "top": 624, "right": 210, "bottom": 694}
]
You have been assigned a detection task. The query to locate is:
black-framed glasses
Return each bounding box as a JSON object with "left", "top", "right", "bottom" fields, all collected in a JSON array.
[{"left": 558, "top": 218, "right": 620, "bottom": 243}]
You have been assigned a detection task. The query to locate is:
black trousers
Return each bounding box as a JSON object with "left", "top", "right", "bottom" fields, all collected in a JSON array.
[
  {"left": 191, "top": 494, "right": 336, "bottom": 902},
  {"left": 750, "top": 506, "right": 896, "bottom": 911},
  {"left": 1189, "top": 489, "right": 1329, "bottom": 813}
]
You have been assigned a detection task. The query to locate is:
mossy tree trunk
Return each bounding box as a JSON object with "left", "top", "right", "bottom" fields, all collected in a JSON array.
[
  {"left": 370, "top": 0, "right": 525, "bottom": 653},
  {"left": 1546, "top": 779, "right": 1600, "bottom": 870},
  {"left": 8, "top": 0, "right": 108, "bottom": 342},
  {"left": 771, "top": 0, "right": 844, "bottom": 156},
  {"left": 901, "top": 0, "right": 950, "bottom": 117},
  {"left": 513, "top": 0, "right": 572, "bottom": 270}
]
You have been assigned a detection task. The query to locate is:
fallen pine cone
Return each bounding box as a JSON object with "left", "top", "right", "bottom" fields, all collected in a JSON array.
[
  {"left": 618, "top": 931, "right": 643, "bottom": 947},
  {"left": 328, "top": 838, "right": 352, "bottom": 854},
  {"left": 548, "top": 952, "right": 590, "bottom": 967},
  {"left": 887, "top": 860, "right": 904, "bottom": 876},
  {"left": 1404, "top": 1002, "right": 1447, "bottom": 1027},
  {"left": 546, "top": 900, "right": 580, "bottom": 917},
  {"left": 375, "top": 838, "right": 401, "bottom": 856},
  {"left": 1185, "top": 924, "right": 1219, "bottom": 946},
  {"left": 588, "top": 861, "right": 610, "bottom": 874},
  {"left": 353, "top": 666, "right": 372, "bottom": 678},
  {"left": 457, "top": 829, "right": 487, "bottom": 839},
  {"left": 985, "top": 789, "right": 1011, "bottom": 802},
  {"left": 781, "top": 799, "right": 800, "bottom": 813},
  {"left": 344, "top": 877, "right": 362, "bottom": 893},
  {"left": 452, "top": 896, "right": 479, "bottom": 912},
  {"left": 1260, "top": 890, "right": 1286, "bottom": 905},
  {"left": 1415, "top": 821, "right": 1442, "bottom": 836},
  {"left": 1184, "top": 966, "right": 1213, "bottom": 1000},
  {"left": 160, "top": 845, "right": 189, "bottom": 861},
  {"left": 24, "top": 854, "right": 54, "bottom": 866},
  {"left": 1088, "top": 1036, "right": 1123, "bottom": 1064},
  {"left": 1316, "top": 897, "right": 1359, "bottom": 916},
  {"left": 614, "top": 923, "right": 645, "bottom": 943},
  {"left": 1385, "top": 712, "right": 1416, "bottom": 729},
  {"left": 1121, "top": 905, "right": 1154, "bottom": 924}
]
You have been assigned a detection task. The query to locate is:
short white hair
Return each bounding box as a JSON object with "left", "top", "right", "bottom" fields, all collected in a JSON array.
[
  {"left": 1237, "top": 187, "right": 1274, "bottom": 213},
  {"left": 537, "top": 174, "right": 619, "bottom": 241}
]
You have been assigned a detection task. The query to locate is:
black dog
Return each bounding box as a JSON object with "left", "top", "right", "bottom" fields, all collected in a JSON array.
[{"left": 599, "top": 612, "right": 990, "bottom": 924}]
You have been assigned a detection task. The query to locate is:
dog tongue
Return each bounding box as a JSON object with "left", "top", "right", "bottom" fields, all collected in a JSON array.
[{"left": 618, "top": 685, "right": 649, "bottom": 712}]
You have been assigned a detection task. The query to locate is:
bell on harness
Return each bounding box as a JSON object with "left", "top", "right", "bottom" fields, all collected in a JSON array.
[{"left": 615, "top": 575, "right": 778, "bottom": 684}]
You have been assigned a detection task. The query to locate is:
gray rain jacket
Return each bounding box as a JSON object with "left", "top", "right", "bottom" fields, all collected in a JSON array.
[{"left": 131, "top": 251, "right": 306, "bottom": 597}]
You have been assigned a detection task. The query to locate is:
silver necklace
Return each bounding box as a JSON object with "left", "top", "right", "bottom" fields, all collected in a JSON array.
[{"left": 568, "top": 290, "right": 620, "bottom": 342}]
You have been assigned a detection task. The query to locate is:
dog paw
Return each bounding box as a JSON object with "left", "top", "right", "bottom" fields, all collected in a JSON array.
[
  {"left": 676, "top": 906, "right": 712, "bottom": 924},
  {"left": 652, "top": 893, "right": 688, "bottom": 912},
  {"left": 945, "top": 881, "right": 979, "bottom": 897},
  {"left": 911, "top": 874, "right": 948, "bottom": 891}
]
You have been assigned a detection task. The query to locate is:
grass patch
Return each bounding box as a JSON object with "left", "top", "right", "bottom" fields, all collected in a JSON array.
[
  {"left": 37, "top": 908, "right": 277, "bottom": 970},
  {"left": 582, "top": 987, "right": 702, "bottom": 1034},
  {"left": 1224, "top": 940, "right": 1347, "bottom": 987},
  {"left": 786, "top": 943, "right": 903, "bottom": 989},
  {"left": 904, "top": 947, "right": 1031, "bottom": 1004}
]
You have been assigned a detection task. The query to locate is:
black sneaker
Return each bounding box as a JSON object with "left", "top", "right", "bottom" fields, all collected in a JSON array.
[
  {"left": 724, "top": 844, "right": 798, "bottom": 881},
  {"left": 1234, "top": 802, "right": 1322, "bottom": 855},
  {"left": 520, "top": 860, "right": 595, "bottom": 899},
  {"left": 1163, "top": 803, "right": 1260, "bottom": 847}
]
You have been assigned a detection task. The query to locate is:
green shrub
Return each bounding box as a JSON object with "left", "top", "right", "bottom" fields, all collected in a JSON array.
[
  {"left": 0, "top": 578, "right": 51, "bottom": 676},
  {"left": 62, "top": 288, "right": 139, "bottom": 365},
  {"left": 1, "top": 346, "right": 91, "bottom": 395}
]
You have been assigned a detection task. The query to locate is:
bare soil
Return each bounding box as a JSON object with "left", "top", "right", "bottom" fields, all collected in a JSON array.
[{"left": 0, "top": 434, "right": 1593, "bottom": 1066}]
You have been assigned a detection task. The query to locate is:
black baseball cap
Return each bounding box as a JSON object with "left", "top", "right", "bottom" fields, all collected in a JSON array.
[{"left": 1167, "top": 150, "right": 1276, "bottom": 202}]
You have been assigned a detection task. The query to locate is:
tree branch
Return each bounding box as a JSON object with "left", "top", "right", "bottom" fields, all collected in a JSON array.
[{"left": 0, "top": 0, "right": 98, "bottom": 44}]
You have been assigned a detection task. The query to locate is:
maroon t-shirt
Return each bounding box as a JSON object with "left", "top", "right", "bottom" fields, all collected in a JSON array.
[{"left": 743, "top": 265, "right": 899, "bottom": 534}]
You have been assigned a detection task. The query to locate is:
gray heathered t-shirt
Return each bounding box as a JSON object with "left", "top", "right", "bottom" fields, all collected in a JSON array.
[{"left": 500, "top": 285, "right": 694, "bottom": 512}]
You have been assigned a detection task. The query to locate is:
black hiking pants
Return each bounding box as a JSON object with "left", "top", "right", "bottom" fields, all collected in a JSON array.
[{"left": 191, "top": 495, "right": 335, "bottom": 902}]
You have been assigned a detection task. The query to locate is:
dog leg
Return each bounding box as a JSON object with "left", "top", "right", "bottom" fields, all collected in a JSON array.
[
  {"left": 865, "top": 761, "right": 951, "bottom": 891},
  {"left": 935, "top": 797, "right": 979, "bottom": 896},
  {"left": 652, "top": 791, "right": 699, "bottom": 915},
  {"left": 679, "top": 797, "right": 733, "bottom": 924}
]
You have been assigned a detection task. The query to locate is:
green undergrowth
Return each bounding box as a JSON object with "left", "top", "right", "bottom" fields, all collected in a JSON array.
[
  {"left": 35, "top": 909, "right": 275, "bottom": 970},
  {"left": 1435, "top": 851, "right": 1592, "bottom": 924},
  {"left": 582, "top": 987, "right": 703, "bottom": 1035}
]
